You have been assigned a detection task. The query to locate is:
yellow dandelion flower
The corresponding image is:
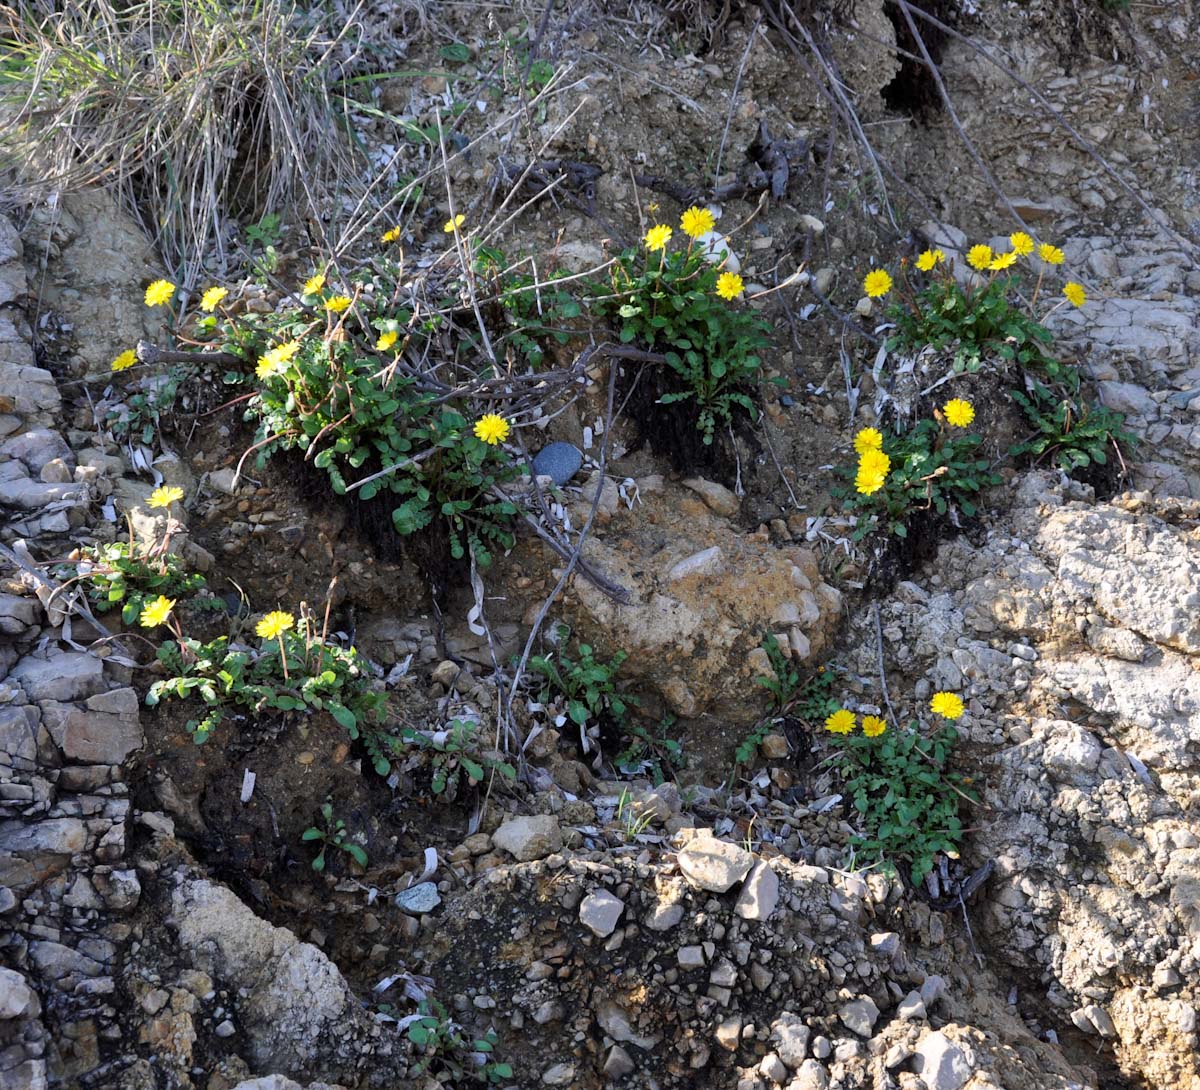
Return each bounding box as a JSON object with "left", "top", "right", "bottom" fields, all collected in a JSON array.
[
  {"left": 861, "top": 715, "right": 887, "bottom": 738},
  {"left": 144, "top": 279, "right": 175, "bottom": 307},
  {"left": 381, "top": 225, "right": 402, "bottom": 244},
  {"left": 473, "top": 414, "right": 511, "bottom": 445},
  {"left": 443, "top": 214, "right": 466, "bottom": 234},
  {"left": 680, "top": 206, "right": 716, "bottom": 239},
  {"left": 863, "top": 269, "right": 893, "bottom": 298},
  {"left": 303, "top": 273, "right": 326, "bottom": 295},
  {"left": 111, "top": 349, "right": 137, "bottom": 372},
  {"left": 139, "top": 595, "right": 175, "bottom": 629},
  {"left": 324, "top": 295, "right": 352, "bottom": 313},
  {"left": 854, "top": 427, "right": 883, "bottom": 455},
  {"left": 966, "top": 245, "right": 993, "bottom": 271},
  {"left": 147, "top": 485, "right": 184, "bottom": 509},
  {"left": 375, "top": 330, "right": 399, "bottom": 351},
  {"left": 1063, "top": 282, "right": 1087, "bottom": 308},
  {"left": 930, "top": 691, "right": 965, "bottom": 719},
  {"left": 715, "top": 271, "right": 744, "bottom": 301},
  {"left": 272, "top": 340, "right": 300, "bottom": 364},
  {"left": 989, "top": 251, "right": 1017, "bottom": 271},
  {"left": 256, "top": 611, "right": 294, "bottom": 640},
  {"left": 942, "top": 398, "right": 975, "bottom": 427},
  {"left": 644, "top": 224, "right": 673, "bottom": 252},
  {"left": 256, "top": 356, "right": 281, "bottom": 381},
  {"left": 199, "top": 286, "right": 228, "bottom": 312},
  {"left": 859, "top": 448, "right": 891, "bottom": 475},
  {"left": 916, "top": 249, "right": 943, "bottom": 272},
  {"left": 825, "top": 708, "right": 856, "bottom": 735},
  {"left": 1038, "top": 243, "right": 1064, "bottom": 265},
  {"left": 1010, "top": 231, "right": 1034, "bottom": 255}
]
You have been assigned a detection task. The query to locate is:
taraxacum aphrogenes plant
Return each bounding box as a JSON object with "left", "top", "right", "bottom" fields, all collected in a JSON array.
[
  {"left": 864, "top": 232, "right": 1088, "bottom": 381},
  {"left": 594, "top": 206, "right": 770, "bottom": 444},
  {"left": 837, "top": 399, "right": 1000, "bottom": 539},
  {"left": 823, "top": 690, "right": 976, "bottom": 884},
  {"left": 145, "top": 605, "right": 384, "bottom": 744}
]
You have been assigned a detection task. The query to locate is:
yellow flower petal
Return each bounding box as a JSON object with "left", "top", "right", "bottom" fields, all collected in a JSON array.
[
  {"left": 715, "top": 271, "right": 744, "bottom": 301},
  {"left": 144, "top": 279, "right": 176, "bottom": 307},
  {"left": 930, "top": 691, "right": 965, "bottom": 719},
  {"left": 256, "top": 611, "right": 294, "bottom": 640},
  {"left": 942, "top": 398, "right": 975, "bottom": 428},
  {"left": 111, "top": 349, "right": 137, "bottom": 372},
  {"left": 644, "top": 224, "right": 673, "bottom": 252},
  {"left": 199, "top": 286, "right": 228, "bottom": 312},
  {"left": 473, "top": 414, "right": 511, "bottom": 445},
  {"left": 863, "top": 269, "right": 892, "bottom": 298},
  {"left": 680, "top": 206, "right": 716, "bottom": 239},
  {"left": 147, "top": 485, "right": 184, "bottom": 509}
]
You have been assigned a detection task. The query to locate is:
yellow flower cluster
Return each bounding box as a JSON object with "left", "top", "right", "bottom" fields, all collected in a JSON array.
[
  {"left": 930, "top": 691, "right": 964, "bottom": 719},
  {"left": 916, "top": 249, "right": 944, "bottom": 272},
  {"left": 824, "top": 708, "right": 888, "bottom": 737},
  {"left": 303, "top": 273, "right": 326, "bottom": 295},
  {"left": 144, "top": 280, "right": 175, "bottom": 307},
  {"left": 942, "top": 398, "right": 975, "bottom": 427},
  {"left": 855, "top": 447, "right": 890, "bottom": 496},
  {"left": 139, "top": 595, "right": 175, "bottom": 629},
  {"left": 644, "top": 224, "right": 672, "bottom": 252},
  {"left": 256, "top": 339, "right": 300, "bottom": 381},
  {"left": 148, "top": 485, "right": 184, "bottom": 509},
  {"left": 680, "top": 206, "right": 715, "bottom": 239},
  {"left": 324, "top": 295, "right": 352, "bottom": 314},
  {"left": 375, "top": 330, "right": 399, "bottom": 352},
  {"left": 111, "top": 349, "right": 137, "bottom": 372},
  {"left": 863, "top": 269, "right": 892, "bottom": 298},
  {"left": 473, "top": 413, "right": 510, "bottom": 445},
  {"left": 199, "top": 286, "right": 228, "bottom": 312},
  {"left": 256, "top": 611, "right": 294, "bottom": 640},
  {"left": 381, "top": 225, "right": 402, "bottom": 244},
  {"left": 443, "top": 214, "right": 465, "bottom": 234},
  {"left": 716, "top": 271, "right": 744, "bottom": 300}
]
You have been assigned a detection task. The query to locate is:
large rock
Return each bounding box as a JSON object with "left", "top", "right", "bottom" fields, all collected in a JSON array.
[
  {"left": 840, "top": 474, "right": 1200, "bottom": 1090},
  {"left": 677, "top": 834, "right": 754, "bottom": 893},
  {"left": 171, "top": 877, "right": 400, "bottom": 1082},
  {"left": 492, "top": 815, "right": 563, "bottom": 862},
  {"left": 9, "top": 652, "right": 105, "bottom": 703},
  {"left": 554, "top": 479, "right": 840, "bottom": 721}
]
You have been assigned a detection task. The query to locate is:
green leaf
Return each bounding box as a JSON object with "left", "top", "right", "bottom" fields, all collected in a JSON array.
[{"left": 439, "top": 42, "right": 471, "bottom": 62}]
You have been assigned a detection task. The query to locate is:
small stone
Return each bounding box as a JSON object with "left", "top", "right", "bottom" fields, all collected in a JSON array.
[
  {"left": 914, "top": 1031, "right": 972, "bottom": 1090},
  {"left": 870, "top": 931, "right": 900, "bottom": 957},
  {"left": 811, "top": 1036, "right": 831, "bottom": 1059},
  {"left": 735, "top": 861, "right": 780, "bottom": 921},
  {"left": 677, "top": 834, "right": 754, "bottom": 892},
  {"left": 920, "top": 975, "right": 946, "bottom": 1007},
  {"left": 0, "top": 968, "right": 38, "bottom": 1019},
  {"left": 208, "top": 468, "right": 241, "bottom": 495},
  {"left": 40, "top": 458, "right": 71, "bottom": 483},
  {"left": 838, "top": 996, "right": 879, "bottom": 1037},
  {"left": 215, "top": 1019, "right": 235, "bottom": 1038},
  {"left": 792, "top": 1059, "right": 829, "bottom": 1090},
  {"left": 492, "top": 815, "right": 563, "bottom": 862},
  {"left": 531, "top": 442, "right": 583, "bottom": 486},
  {"left": 1154, "top": 966, "right": 1182, "bottom": 989},
  {"left": 597, "top": 1001, "right": 658, "bottom": 1049},
  {"left": 759, "top": 733, "right": 789, "bottom": 759},
  {"left": 394, "top": 882, "right": 440, "bottom": 914},
  {"left": 140, "top": 988, "right": 170, "bottom": 1014},
  {"left": 681, "top": 477, "right": 740, "bottom": 517},
  {"left": 760, "top": 1052, "right": 787, "bottom": 1083},
  {"left": 897, "top": 990, "right": 927, "bottom": 1020},
  {"left": 542, "top": 1062, "right": 576, "bottom": 1085},
  {"left": 645, "top": 903, "right": 685, "bottom": 931},
  {"left": 678, "top": 945, "right": 706, "bottom": 969},
  {"left": 603, "top": 1045, "right": 635, "bottom": 1079},
  {"left": 579, "top": 889, "right": 624, "bottom": 937},
  {"left": 771, "top": 1011, "right": 810, "bottom": 1068},
  {"left": 667, "top": 546, "right": 724, "bottom": 582},
  {"left": 715, "top": 1016, "right": 742, "bottom": 1051}
]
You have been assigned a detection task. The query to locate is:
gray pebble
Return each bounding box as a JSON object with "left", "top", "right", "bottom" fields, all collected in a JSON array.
[{"left": 531, "top": 442, "right": 583, "bottom": 486}]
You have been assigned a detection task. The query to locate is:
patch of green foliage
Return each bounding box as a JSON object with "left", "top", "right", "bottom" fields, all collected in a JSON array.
[
  {"left": 145, "top": 624, "right": 384, "bottom": 745},
  {"left": 1011, "top": 383, "right": 1136, "bottom": 476},
  {"left": 829, "top": 719, "right": 976, "bottom": 884},
  {"left": 302, "top": 800, "right": 368, "bottom": 872},
  {"left": 614, "top": 716, "right": 684, "bottom": 784},
  {"left": 58, "top": 540, "right": 217, "bottom": 624},
  {"left": 529, "top": 626, "right": 632, "bottom": 732},
  {"left": 839, "top": 419, "right": 1001, "bottom": 540},
  {"left": 405, "top": 997, "right": 513, "bottom": 1084},
  {"left": 107, "top": 362, "right": 197, "bottom": 445},
  {"left": 394, "top": 719, "right": 516, "bottom": 800},
  {"left": 594, "top": 242, "right": 769, "bottom": 444},
  {"left": 887, "top": 272, "right": 1057, "bottom": 375}
]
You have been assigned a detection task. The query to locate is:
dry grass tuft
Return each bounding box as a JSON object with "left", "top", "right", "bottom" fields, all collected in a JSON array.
[{"left": 0, "top": 0, "right": 367, "bottom": 283}]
